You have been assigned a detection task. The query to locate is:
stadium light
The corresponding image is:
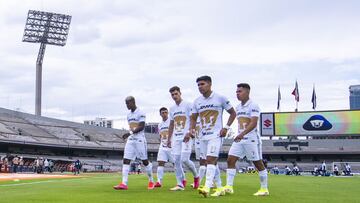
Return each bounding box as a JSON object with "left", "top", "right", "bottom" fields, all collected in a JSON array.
[{"left": 22, "top": 10, "right": 72, "bottom": 116}]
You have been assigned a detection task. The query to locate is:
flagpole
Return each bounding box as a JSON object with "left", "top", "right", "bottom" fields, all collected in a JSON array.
[
  {"left": 312, "top": 83, "right": 316, "bottom": 111},
  {"left": 313, "top": 83, "right": 315, "bottom": 111},
  {"left": 277, "top": 85, "right": 281, "bottom": 112},
  {"left": 291, "top": 80, "right": 300, "bottom": 112}
]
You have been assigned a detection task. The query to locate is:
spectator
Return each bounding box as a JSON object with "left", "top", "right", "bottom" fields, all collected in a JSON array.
[
  {"left": 321, "top": 161, "right": 326, "bottom": 176},
  {"left": 19, "top": 157, "right": 24, "bottom": 173},
  {"left": 333, "top": 165, "right": 339, "bottom": 176},
  {"left": 48, "top": 160, "right": 54, "bottom": 173},
  {"left": 74, "top": 159, "right": 82, "bottom": 175},
  {"left": 312, "top": 165, "right": 319, "bottom": 176},
  {"left": 3, "top": 156, "right": 9, "bottom": 173},
  {"left": 0, "top": 156, "right": 3, "bottom": 173},
  {"left": 12, "top": 155, "right": 19, "bottom": 173},
  {"left": 39, "top": 157, "right": 44, "bottom": 173},
  {"left": 130, "top": 162, "right": 136, "bottom": 174},
  {"left": 137, "top": 162, "right": 141, "bottom": 174},
  {"left": 344, "top": 163, "right": 352, "bottom": 176},
  {"left": 35, "top": 157, "right": 43, "bottom": 174},
  {"left": 262, "top": 159, "right": 268, "bottom": 168},
  {"left": 292, "top": 165, "right": 300, "bottom": 176},
  {"left": 272, "top": 165, "right": 279, "bottom": 175},
  {"left": 44, "top": 159, "right": 49, "bottom": 173},
  {"left": 285, "top": 165, "right": 291, "bottom": 175},
  {"left": 33, "top": 158, "right": 39, "bottom": 173}
]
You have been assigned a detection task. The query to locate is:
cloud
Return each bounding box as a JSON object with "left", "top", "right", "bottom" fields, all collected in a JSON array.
[{"left": 0, "top": 0, "right": 359, "bottom": 128}]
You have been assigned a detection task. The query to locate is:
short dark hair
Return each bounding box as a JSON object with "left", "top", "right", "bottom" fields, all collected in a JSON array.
[
  {"left": 237, "top": 83, "right": 250, "bottom": 90},
  {"left": 196, "top": 75, "right": 212, "bottom": 83},
  {"left": 169, "top": 86, "right": 181, "bottom": 93},
  {"left": 125, "top": 96, "right": 135, "bottom": 102},
  {"left": 159, "top": 107, "right": 168, "bottom": 113}
]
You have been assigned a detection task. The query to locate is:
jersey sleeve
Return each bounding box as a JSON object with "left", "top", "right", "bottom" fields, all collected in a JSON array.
[
  {"left": 138, "top": 111, "right": 146, "bottom": 122},
  {"left": 186, "top": 102, "right": 193, "bottom": 117},
  {"left": 250, "top": 103, "right": 260, "bottom": 118},
  {"left": 158, "top": 123, "right": 161, "bottom": 133},
  {"left": 191, "top": 100, "right": 199, "bottom": 114},
  {"left": 220, "top": 95, "right": 233, "bottom": 111},
  {"left": 169, "top": 107, "right": 174, "bottom": 121}
]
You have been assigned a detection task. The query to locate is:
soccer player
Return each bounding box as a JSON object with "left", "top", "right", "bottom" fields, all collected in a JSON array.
[
  {"left": 113, "top": 96, "right": 155, "bottom": 190},
  {"left": 155, "top": 107, "right": 174, "bottom": 187},
  {"left": 223, "top": 83, "right": 269, "bottom": 196},
  {"left": 191, "top": 118, "right": 207, "bottom": 188},
  {"left": 185, "top": 75, "right": 236, "bottom": 197},
  {"left": 167, "top": 86, "right": 199, "bottom": 191},
  {"left": 192, "top": 118, "right": 223, "bottom": 190}
]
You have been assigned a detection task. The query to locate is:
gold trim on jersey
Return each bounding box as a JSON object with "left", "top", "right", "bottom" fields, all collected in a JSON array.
[
  {"left": 174, "top": 115, "right": 187, "bottom": 132},
  {"left": 160, "top": 130, "right": 169, "bottom": 139},
  {"left": 199, "top": 110, "right": 219, "bottom": 131},
  {"left": 195, "top": 125, "right": 201, "bottom": 138},
  {"left": 129, "top": 122, "right": 139, "bottom": 131},
  {"left": 238, "top": 117, "right": 251, "bottom": 130}
]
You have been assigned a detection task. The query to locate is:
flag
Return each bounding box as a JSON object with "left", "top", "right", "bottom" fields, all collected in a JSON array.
[
  {"left": 292, "top": 81, "right": 299, "bottom": 102},
  {"left": 277, "top": 86, "right": 281, "bottom": 110},
  {"left": 312, "top": 85, "right": 317, "bottom": 110}
]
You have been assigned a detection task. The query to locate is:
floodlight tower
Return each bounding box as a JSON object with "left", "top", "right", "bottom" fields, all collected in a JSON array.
[{"left": 22, "top": 10, "right": 72, "bottom": 116}]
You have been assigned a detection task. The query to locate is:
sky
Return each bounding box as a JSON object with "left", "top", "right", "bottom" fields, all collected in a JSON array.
[{"left": 0, "top": 0, "right": 359, "bottom": 128}]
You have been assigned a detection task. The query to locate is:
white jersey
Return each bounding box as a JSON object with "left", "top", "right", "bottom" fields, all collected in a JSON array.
[
  {"left": 169, "top": 101, "right": 192, "bottom": 141},
  {"left": 127, "top": 108, "right": 146, "bottom": 139},
  {"left": 195, "top": 119, "right": 202, "bottom": 141},
  {"left": 158, "top": 118, "right": 171, "bottom": 150},
  {"left": 192, "top": 92, "right": 233, "bottom": 140},
  {"left": 236, "top": 99, "right": 261, "bottom": 143}
]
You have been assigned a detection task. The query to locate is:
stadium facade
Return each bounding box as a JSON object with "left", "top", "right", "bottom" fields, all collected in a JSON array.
[{"left": 350, "top": 85, "right": 360, "bottom": 110}]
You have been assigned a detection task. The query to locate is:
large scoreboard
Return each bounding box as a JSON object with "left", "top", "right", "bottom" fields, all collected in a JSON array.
[{"left": 260, "top": 110, "right": 360, "bottom": 136}]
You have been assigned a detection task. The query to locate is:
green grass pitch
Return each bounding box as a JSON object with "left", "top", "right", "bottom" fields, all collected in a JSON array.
[{"left": 0, "top": 173, "right": 359, "bottom": 203}]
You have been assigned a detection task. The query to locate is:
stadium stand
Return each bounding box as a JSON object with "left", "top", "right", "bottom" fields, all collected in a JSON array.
[{"left": 0, "top": 107, "right": 359, "bottom": 173}]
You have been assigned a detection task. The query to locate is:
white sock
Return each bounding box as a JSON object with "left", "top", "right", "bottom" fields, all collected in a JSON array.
[
  {"left": 157, "top": 166, "right": 164, "bottom": 183},
  {"left": 174, "top": 155, "right": 184, "bottom": 186},
  {"left": 259, "top": 169, "right": 268, "bottom": 189},
  {"left": 205, "top": 164, "right": 216, "bottom": 188},
  {"left": 145, "top": 162, "right": 154, "bottom": 182},
  {"left": 182, "top": 156, "right": 198, "bottom": 177},
  {"left": 226, "top": 168, "right": 237, "bottom": 186},
  {"left": 199, "top": 165, "right": 206, "bottom": 184},
  {"left": 214, "top": 165, "right": 222, "bottom": 187},
  {"left": 122, "top": 164, "right": 130, "bottom": 185}
]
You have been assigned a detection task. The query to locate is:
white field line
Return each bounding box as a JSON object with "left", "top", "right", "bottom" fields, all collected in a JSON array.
[{"left": 0, "top": 175, "right": 114, "bottom": 187}]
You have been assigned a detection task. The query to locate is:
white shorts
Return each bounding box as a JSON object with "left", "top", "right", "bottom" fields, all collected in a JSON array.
[
  {"left": 123, "top": 137, "right": 148, "bottom": 160},
  {"left": 172, "top": 139, "right": 193, "bottom": 156},
  {"left": 157, "top": 148, "right": 174, "bottom": 163},
  {"left": 194, "top": 139, "right": 201, "bottom": 160},
  {"left": 199, "top": 137, "right": 222, "bottom": 158},
  {"left": 228, "top": 140, "right": 262, "bottom": 161}
]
